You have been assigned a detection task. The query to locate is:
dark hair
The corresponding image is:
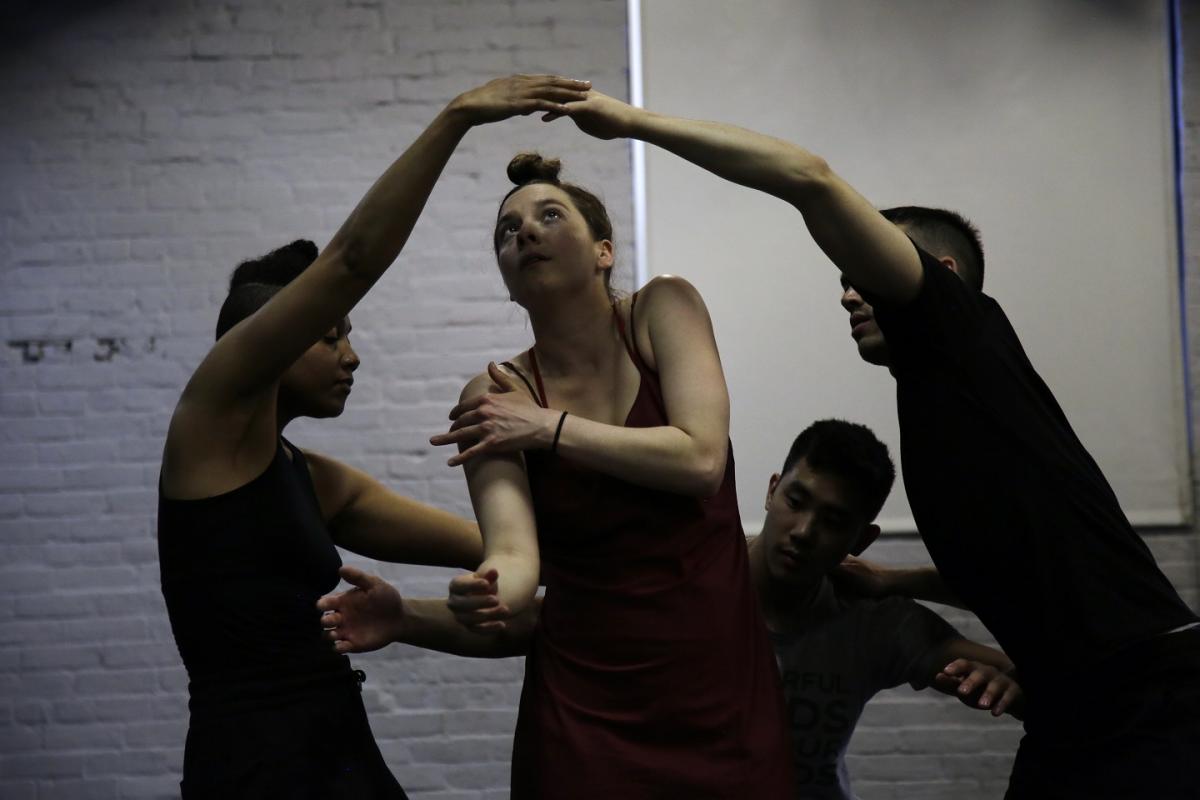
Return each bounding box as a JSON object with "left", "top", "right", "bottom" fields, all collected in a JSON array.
[
  {"left": 214, "top": 240, "right": 318, "bottom": 340},
  {"left": 782, "top": 419, "right": 895, "bottom": 521},
  {"left": 880, "top": 206, "right": 985, "bottom": 291},
  {"left": 495, "top": 153, "right": 615, "bottom": 291}
]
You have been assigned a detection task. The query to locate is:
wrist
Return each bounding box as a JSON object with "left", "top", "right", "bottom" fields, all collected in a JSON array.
[
  {"left": 392, "top": 598, "right": 416, "bottom": 644},
  {"left": 624, "top": 106, "right": 657, "bottom": 141},
  {"left": 441, "top": 97, "right": 479, "bottom": 133}
]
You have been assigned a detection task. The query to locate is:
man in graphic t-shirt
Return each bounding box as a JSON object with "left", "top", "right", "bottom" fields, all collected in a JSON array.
[{"left": 747, "top": 419, "right": 1019, "bottom": 800}]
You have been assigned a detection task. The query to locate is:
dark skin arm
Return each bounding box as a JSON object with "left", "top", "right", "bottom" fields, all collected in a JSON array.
[
  {"left": 317, "top": 565, "right": 536, "bottom": 658},
  {"left": 162, "top": 75, "right": 592, "bottom": 501},
  {"left": 304, "top": 450, "right": 482, "bottom": 568}
]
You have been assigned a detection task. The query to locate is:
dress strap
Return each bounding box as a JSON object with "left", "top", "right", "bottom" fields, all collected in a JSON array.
[
  {"left": 501, "top": 360, "right": 546, "bottom": 408},
  {"left": 612, "top": 292, "right": 651, "bottom": 374},
  {"left": 496, "top": 362, "right": 540, "bottom": 410},
  {"left": 521, "top": 351, "right": 550, "bottom": 408}
]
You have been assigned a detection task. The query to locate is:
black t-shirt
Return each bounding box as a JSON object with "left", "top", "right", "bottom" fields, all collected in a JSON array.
[{"left": 868, "top": 246, "right": 1197, "bottom": 701}]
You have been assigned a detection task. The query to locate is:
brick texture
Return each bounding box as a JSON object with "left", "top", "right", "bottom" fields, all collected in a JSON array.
[{"left": 0, "top": 2, "right": 1197, "bottom": 798}]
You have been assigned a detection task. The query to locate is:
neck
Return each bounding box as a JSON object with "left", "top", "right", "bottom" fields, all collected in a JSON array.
[
  {"left": 526, "top": 284, "right": 618, "bottom": 374},
  {"left": 747, "top": 534, "right": 824, "bottom": 632}
]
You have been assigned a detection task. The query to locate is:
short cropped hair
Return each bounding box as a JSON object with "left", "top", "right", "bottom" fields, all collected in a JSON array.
[
  {"left": 880, "top": 206, "right": 985, "bottom": 290},
  {"left": 214, "top": 240, "right": 318, "bottom": 340},
  {"left": 782, "top": 419, "right": 896, "bottom": 521}
]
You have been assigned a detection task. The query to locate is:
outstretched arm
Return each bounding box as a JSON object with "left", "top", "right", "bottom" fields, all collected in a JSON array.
[
  {"left": 830, "top": 555, "right": 967, "bottom": 609},
  {"left": 184, "top": 75, "right": 593, "bottom": 409},
  {"left": 554, "top": 90, "right": 923, "bottom": 305},
  {"left": 926, "top": 638, "right": 1023, "bottom": 719},
  {"left": 317, "top": 566, "right": 534, "bottom": 658},
  {"left": 431, "top": 276, "right": 731, "bottom": 497},
  {"left": 304, "top": 450, "right": 482, "bottom": 568}
]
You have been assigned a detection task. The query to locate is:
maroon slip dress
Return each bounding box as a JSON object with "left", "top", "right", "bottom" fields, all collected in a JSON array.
[{"left": 504, "top": 294, "right": 792, "bottom": 799}]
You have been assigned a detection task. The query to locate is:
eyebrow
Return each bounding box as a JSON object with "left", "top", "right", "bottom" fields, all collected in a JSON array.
[{"left": 497, "top": 197, "right": 570, "bottom": 225}]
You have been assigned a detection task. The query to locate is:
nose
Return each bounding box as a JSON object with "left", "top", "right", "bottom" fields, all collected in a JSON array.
[
  {"left": 516, "top": 216, "right": 540, "bottom": 246},
  {"left": 840, "top": 285, "right": 863, "bottom": 311},
  {"left": 788, "top": 511, "right": 815, "bottom": 545},
  {"left": 341, "top": 342, "right": 360, "bottom": 372}
]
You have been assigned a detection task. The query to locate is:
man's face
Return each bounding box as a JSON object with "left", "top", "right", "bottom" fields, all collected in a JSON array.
[
  {"left": 839, "top": 274, "right": 890, "bottom": 366},
  {"left": 759, "top": 457, "right": 876, "bottom": 588}
]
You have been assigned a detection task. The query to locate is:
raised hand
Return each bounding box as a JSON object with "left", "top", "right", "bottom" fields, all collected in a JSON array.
[
  {"left": 934, "top": 658, "right": 1024, "bottom": 719},
  {"left": 430, "top": 361, "right": 558, "bottom": 466},
  {"left": 447, "top": 567, "right": 514, "bottom": 633},
  {"left": 449, "top": 74, "right": 591, "bottom": 126},
  {"left": 316, "top": 565, "right": 405, "bottom": 654},
  {"left": 546, "top": 89, "right": 639, "bottom": 140}
]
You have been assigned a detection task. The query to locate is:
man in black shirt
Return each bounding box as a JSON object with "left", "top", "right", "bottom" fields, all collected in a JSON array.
[{"left": 542, "top": 90, "right": 1200, "bottom": 798}]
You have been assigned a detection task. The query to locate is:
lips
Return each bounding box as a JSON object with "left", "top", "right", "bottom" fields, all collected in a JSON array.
[
  {"left": 518, "top": 252, "right": 549, "bottom": 268},
  {"left": 335, "top": 378, "right": 354, "bottom": 392},
  {"left": 849, "top": 312, "right": 874, "bottom": 340},
  {"left": 777, "top": 548, "right": 804, "bottom": 570}
]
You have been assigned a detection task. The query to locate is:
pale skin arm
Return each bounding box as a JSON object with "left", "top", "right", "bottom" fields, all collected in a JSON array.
[
  {"left": 431, "top": 276, "right": 732, "bottom": 497},
  {"left": 925, "top": 638, "right": 1024, "bottom": 720},
  {"left": 162, "top": 75, "right": 592, "bottom": 497},
  {"left": 316, "top": 566, "right": 535, "bottom": 658},
  {"left": 447, "top": 374, "right": 543, "bottom": 632},
  {"left": 830, "top": 554, "right": 967, "bottom": 609},
  {"left": 552, "top": 90, "right": 924, "bottom": 305},
  {"left": 304, "top": 450, "right": 482, "bottom": 568}
]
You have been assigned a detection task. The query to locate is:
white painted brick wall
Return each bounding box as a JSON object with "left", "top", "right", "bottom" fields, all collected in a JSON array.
[{"left": 1, "top": 2, "right": 1197, "bottom": 798}]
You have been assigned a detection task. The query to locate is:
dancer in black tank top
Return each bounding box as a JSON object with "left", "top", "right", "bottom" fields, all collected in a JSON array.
[{"left": 157, "top": 75, "right": 591, "bottom": 798}]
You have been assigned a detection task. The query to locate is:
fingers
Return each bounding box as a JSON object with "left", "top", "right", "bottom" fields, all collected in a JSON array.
[
  {"left": 448, "top": 395, "right": 484, "bottom": 421},
  {"left": 448, "top": 569, "right": 508, "bottom": 629},
  {"left": 338, "top": 564, "right": 377, "bottom": 591},
  {"left": 315, "top": 591, "right": 343, "bottom": 613},
  {"left": 992, "top": 682, "right": 1022, "bottom": 717},
  {"left": 487, "top": 361, "right": 517, "bottom": 391},
  {"left": 430, "top": 423, "right": 483, "bottom": 447}
]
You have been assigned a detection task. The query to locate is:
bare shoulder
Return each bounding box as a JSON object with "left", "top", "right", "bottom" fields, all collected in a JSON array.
[
  {"left": 460, "top": 357, "right": 540, "bottom": 404},
  {"left": 160, "top": 391, "right": 277, "bottom": 499},
  {"left": 638, "top": 273, "right": 707, "bottom": 311},
  {"left": 302, "top": 448, "right": 370, "bottom": 523}
]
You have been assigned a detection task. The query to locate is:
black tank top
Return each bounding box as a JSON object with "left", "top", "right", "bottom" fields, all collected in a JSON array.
[{"left": 158, "top": 438, "right": 353, "bottom": 717}]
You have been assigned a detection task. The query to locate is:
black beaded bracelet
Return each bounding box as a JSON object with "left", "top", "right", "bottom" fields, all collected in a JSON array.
[{"left": 551, "top": 411, "right": 568, "bottom": 453}]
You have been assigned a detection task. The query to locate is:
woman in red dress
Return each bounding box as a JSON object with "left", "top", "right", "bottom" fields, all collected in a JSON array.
[{"left": 433, "top": 152, "right": 792, "bottom": 798}]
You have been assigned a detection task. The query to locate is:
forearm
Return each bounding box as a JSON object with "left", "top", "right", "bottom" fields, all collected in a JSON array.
[
  {"left": 335, "top": 509, "right": 483, "bottom": 571},
  {"left": 937, "top": 638, "right": 1014, "bottom": 674},
  {"left": 327, "top": 103, "right": 473, "bottom": 281},
  {"left": 885, "top": 566, "right": 966, "bottom": 609},
  {"left": 626, "top": 109, "right": 828, "bottom": 208},
  {"left": 552, "top": 413, "right": 725, "bottom": 497},
  {"left": 400, "top": 597, "right": 531, "bottom": 658},
  {"left": 477, "top": 550, "right": 540, "bottom": 618}
]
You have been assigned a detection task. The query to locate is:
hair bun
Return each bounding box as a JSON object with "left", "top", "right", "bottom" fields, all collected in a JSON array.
[
  {"left": 229, "top": 239, "right": 318, "bottom": 289},
  {"left": 507, "top": 152, "right": 562, "bottom": 186}
]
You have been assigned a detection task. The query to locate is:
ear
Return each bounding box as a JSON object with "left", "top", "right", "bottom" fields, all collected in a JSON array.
[
  {"left": 938, "top": 255, "right": 961, "bottom": 278},
  {"left": 595, "top": 239, "right": 614, "bottom": 271},
  {"left": 849, "top": 523, "right": 881, "bottom": 556},
  {"left": 764, "top": 473, "right": 782, "bottom": 512}
]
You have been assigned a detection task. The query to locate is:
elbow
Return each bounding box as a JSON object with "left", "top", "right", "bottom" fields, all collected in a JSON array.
[
  {"left": 784, "top": 153, "right": 836, "bottom": 206},
  {"left": 691, "top": 450, "right": 728, "bottom": 499},
  {"left": 325, "top": 235, "right": 373, "bottom": 284}
]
